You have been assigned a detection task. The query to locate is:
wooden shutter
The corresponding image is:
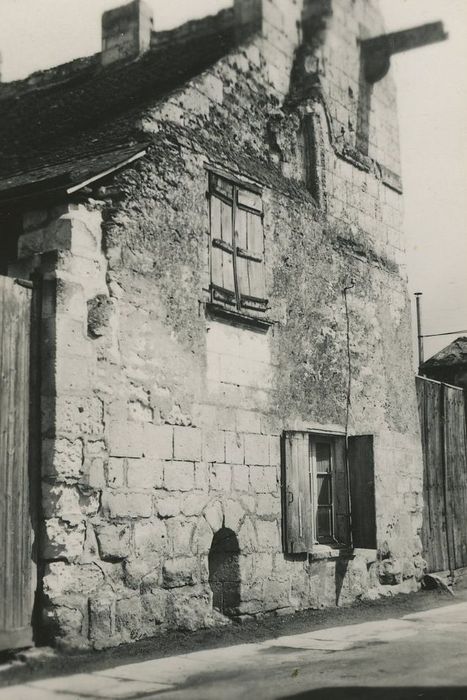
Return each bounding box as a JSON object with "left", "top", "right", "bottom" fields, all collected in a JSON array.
[
  {"left": 348, "top": 435, "right": 377, "bottom": 549},
  {"left": 333, "top": 438, "right": 351, "bottom": 546},
  {"left": 282, "top": 432, "right": 313, "bottom": 554},
  {"left": 210, "top": 193, "right": 235, "bottom": 304},
  {"left": 235, "top": 195, "right": 266, "bottom": 311}
]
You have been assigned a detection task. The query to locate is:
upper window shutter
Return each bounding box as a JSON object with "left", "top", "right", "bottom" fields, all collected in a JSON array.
[
  {"left": 236, "top": 208, "right": 266, "bottom": 308},
  {"left": 282, "top": 432, "right": 313, "bottom": 554},
  {"left": 210, "top": 193, "right": 235, "bottom": 300},
  {"left": 348, "top": 435, "right": 377, "bottom": 549}
]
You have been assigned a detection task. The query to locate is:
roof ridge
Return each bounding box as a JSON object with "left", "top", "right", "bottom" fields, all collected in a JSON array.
[
  {"left": 0, "top": 54, "right": 101, "bottom": 99},
  {"left": 0, "top": 10, "right": 237, "bottom": 194},
  {"left": 0, "top": 6, "right": 235, "bottom": 99}
]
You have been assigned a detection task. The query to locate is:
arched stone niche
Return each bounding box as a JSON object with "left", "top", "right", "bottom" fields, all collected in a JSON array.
[{"left": 208, "top": 527, "right": 241, "bottom": 616}]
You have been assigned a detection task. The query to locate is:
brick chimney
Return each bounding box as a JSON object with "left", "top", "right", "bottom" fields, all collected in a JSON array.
[{"left": 102, "top": 0, "right": 153, "bottom": 67}]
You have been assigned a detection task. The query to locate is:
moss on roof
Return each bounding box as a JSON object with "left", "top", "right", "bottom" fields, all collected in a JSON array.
[{"left": 0, "top": 18, "right": 236, "bottom": 195}]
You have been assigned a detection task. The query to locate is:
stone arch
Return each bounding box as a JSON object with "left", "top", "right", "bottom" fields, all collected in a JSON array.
[{"left": 208, "top": 528, "right": 240, "bottom": 617}]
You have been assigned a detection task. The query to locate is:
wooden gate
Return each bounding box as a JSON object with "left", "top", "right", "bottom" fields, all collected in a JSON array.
[
  {"left": 417, "top": 376, "right": 467, "bottom": 574},
  {"left": 0, "top": 276, "right": 37, "bottom": 651}
]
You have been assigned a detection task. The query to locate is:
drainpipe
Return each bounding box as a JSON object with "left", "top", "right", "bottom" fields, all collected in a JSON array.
[{"left": 414, "top": 292, "right": 424, "bottom": 373}]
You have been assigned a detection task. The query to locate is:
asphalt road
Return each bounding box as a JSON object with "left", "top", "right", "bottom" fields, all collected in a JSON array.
[{"left": 2, "top": 600, "right": 467, "bottom": 699}]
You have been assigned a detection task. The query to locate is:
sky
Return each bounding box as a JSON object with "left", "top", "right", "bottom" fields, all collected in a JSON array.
[{"left": 0, "top": 0, "right": 465, "bottom": 363}]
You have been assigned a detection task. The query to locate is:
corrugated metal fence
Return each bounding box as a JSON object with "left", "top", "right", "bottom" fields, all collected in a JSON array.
[
  {"left": 417, "top": 375, "right": 467, "bottom": 574},
  {"left": 0, "top": 276, "right": 36, "bottom": 651}
]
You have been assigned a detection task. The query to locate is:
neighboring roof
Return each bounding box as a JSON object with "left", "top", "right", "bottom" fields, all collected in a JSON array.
[
  {"left": 421, "top": 337, "right": 467, "bottom": 370},
  {"left": 0, "top": 9, "right": 236, "bottom": 199},
  {"left": 0, "top": 145, "right": 147, "bottom": 204}
]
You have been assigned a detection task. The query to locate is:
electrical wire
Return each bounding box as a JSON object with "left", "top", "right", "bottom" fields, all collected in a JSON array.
[{"left": 421, "top": 329, "right": 467, "bottom": 339}]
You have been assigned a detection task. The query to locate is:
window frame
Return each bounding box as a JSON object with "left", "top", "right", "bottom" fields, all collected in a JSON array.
[
  {"left": 282, "top": 431, "right": 377, "bottom": 555},
  {"left": 282, "top": 430, "right": 349, "bottom": 554},
  {"left": 309, "top": 435, "right": 338, "bottom": 546},
  {"left": 208, "top": 171, "right": 268, "bottom": 316}
]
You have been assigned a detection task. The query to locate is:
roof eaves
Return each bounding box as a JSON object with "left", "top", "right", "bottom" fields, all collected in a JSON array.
[
  {"left": 0, "top": 147, "right": 147, "bottom": 207},
  {"left": 0, "top": 174, "right": 72, "bottom": 206},
  {"left": 66, "top": 148, "right": 147, "bottom": 194}
]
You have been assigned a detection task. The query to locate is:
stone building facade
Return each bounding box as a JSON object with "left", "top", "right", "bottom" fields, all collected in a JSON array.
[{"left": 0, "top": 0, "right": 427, "bottom": 649}]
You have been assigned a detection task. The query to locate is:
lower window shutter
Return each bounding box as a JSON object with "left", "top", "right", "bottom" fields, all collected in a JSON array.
[
  {"left": 333, "top": 438, "right": 351, "bottom": 546},
  {"left": 282, "top": 432, "right": 313, "bottom": 554},
  {"left": 348, "top": 435, "right": 377, "bottom": 549}
]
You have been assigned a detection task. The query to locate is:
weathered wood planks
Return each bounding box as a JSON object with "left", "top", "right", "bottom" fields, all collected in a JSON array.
[
  {"left": 348, "top": 435, "right": 377, "bottom": 550},
  {"left": 417, "top": 376, "right": 467, "bottom": 574},
  {"left": 0, "top": 276, "right": 34, "bottom": 651},
  {"left": 282, "top": 432, "right": 313, "bottom": 554}
]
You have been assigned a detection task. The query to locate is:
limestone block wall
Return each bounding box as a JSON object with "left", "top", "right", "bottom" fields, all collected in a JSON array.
[
  {"left": 8, "top": 0, "right": 425, "bottom": 649},
  {"left": 294, "top": 0, "right": 405, "bottom": 264},
  {"left": 11, "top": 190, "right": 423, "bottom": 649},
  {"left": 234, "top": 0, "right": 303, "bottom": 95},
  {"left": 315, "top": 0, "right": 401, "bottom": 173},
  {"left": 125, "top": 0, "right": 423, "bottom": 622}
]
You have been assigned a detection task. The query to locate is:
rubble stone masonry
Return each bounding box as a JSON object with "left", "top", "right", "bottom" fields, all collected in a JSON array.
[{"left": 9, "top": 0, "right": 424, "bottom": 648}]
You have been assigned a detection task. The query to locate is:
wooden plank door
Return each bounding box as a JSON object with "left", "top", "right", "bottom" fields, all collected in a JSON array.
[
  {"left": 417, "top": 376, "right": 467, "bottom": 574},
  {"left": 0, "top": 276, "right": 35, "bottom": 651},
  {"left": 444, "top": 385, "right": 467, "bottom": 570},
  {"left": 417, "top": 377, "right": 450, "bottom": 573}
]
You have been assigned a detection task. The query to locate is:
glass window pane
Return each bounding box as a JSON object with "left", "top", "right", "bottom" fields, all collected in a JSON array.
[
  {"left": 316, "top": 442, "right": 331, "bottom": 473},
  {"left": 317, "top": 475, "right": 331, "bottom": 506},
  {"left": 317, "top": 507, "right": 333, "bottom": 540}
]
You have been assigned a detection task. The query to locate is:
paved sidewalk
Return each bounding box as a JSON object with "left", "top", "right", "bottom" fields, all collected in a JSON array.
[{"left": 2, "top": 600, "right": 467, "bottom": 699}]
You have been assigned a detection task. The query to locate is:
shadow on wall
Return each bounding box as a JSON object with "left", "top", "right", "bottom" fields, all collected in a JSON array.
[
  {"left": 208, "top": 528, "right": 241, "bottom": 617},
  {"left": 280, "top": 688, "right": 467, "bottom": 700},
  {"left": 335, "top": 557, "right": 350, "bottom": 605}
]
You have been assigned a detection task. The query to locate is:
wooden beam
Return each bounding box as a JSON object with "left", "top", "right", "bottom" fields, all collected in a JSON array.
[{"left": 362, "top": 22, "right": 448, "bottom": 83}]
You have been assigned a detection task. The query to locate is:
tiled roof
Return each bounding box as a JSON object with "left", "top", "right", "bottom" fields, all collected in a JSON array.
[
  {"left": 0, "top": 144, "right": 148, "bottom": 204},
  {"left": 0, "top": 15, "right": 236, "bottom": 198},
  {"left": 421, "top": 337, "right": 467, "bottom": 369}
]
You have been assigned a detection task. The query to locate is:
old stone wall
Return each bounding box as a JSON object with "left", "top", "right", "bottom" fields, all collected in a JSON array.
[{"left": 10, "top": 0, "right": 424, "bottom": 648}]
